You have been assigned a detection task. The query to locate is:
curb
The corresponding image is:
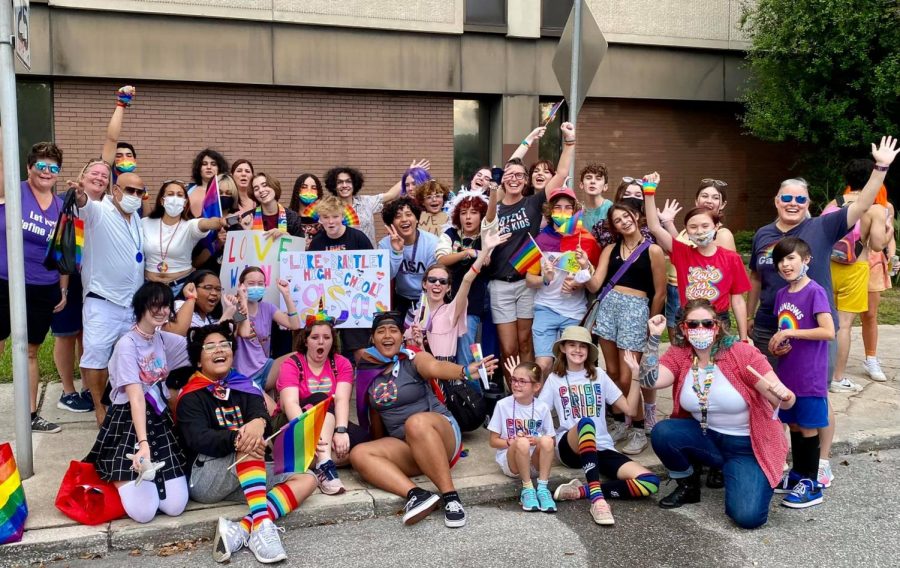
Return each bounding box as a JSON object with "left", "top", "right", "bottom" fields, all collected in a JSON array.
[{"left": 3, "top": 429, "right": 900, "bottom": 566}]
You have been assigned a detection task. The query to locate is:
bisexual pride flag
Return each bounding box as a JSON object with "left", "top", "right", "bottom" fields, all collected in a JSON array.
[
  {"left": 272, "top": 396, "right": 331, "bottom": 475},
  {"left": 0, "top": 443, "right": 27, "bottom": 544},
  {"left": 200, "top": 175, "right": 223, "bottom": 252}
]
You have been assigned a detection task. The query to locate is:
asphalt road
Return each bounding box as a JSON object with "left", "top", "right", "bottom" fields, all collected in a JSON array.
[{"left": 50, "top": 449, "right": 899, "bottom": 568}]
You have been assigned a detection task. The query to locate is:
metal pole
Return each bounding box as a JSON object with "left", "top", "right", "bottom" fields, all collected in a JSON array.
[
  {"left": 567, "top": 0, "right": 582, "bottom": 185},
  {"left": 0, "top": 0, "right": 33, "bottom": 478}
]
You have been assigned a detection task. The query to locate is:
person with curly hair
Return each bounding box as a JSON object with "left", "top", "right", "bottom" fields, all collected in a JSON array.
[
  {"left": 187, "top": 148, "right": 229, "bottom": 218},
  {"left": 415, "top": 179, "right": 450, "bottom": 237}
]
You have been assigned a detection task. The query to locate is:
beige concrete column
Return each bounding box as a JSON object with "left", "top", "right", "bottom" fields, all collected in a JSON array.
[{"left": 507, "top": 0, "right": 541, "bottom": 39}]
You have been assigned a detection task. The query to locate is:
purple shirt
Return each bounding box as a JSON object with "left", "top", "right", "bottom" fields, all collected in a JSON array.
[
  {"left": 0, "top": 181, "right": 62, "bottom": 285},
  {"left": 234, "top": 301, "right": 278, "bottom": 378},
  {"left": 773, "top": 280, "right": 831, "bottom": 397}
]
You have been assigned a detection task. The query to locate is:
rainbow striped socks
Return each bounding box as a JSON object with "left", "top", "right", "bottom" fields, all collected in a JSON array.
[
  {"left": 235, "top": 460, "right": 271, "bottom": 531},
  {"left": 601, "top": 473, "right": 660, "bottom": 500},
  {"left": 576, "top": 418, "right": 604, "bottom": 504},
  {"left": 240, "top": 482, "right": 299, "bottom": 533}
]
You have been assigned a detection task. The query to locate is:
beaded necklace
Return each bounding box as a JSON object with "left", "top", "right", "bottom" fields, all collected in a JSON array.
[{"left": 690, "top": 356, "right": 715, "bottom": 435}]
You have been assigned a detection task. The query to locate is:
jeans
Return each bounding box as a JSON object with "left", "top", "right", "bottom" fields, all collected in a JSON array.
[{"left": 651, "top": 418, "right": 774, "bottom": 529}]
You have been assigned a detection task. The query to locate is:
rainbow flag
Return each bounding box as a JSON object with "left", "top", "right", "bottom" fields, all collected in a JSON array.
[
  {"left": 554, "top": 251, "right": 581, "bottom": 273},
  {"left": 0, "top": 443, "right": 27, "bottom": 544},
  {"left": 509, "top": 238, "right": 542, "bottom": 274},
  {"left": 553, "top": 210, "right": 583, "bottom": 236},
  {"left": 343, "top": 205, "right": 360, "bottom": 227},
  {"left": 200, "top": 176, "right": 222, "bottom": 252},
  {"left": 272, "top": 396, "right": 331, "bottom": 475},
  {"left": 301, "top": 202, "right": 319, "bottom": 221}
]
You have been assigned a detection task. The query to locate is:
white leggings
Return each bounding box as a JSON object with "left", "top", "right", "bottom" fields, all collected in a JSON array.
[{"left": 116, "top": 476, "right": 189, "bottom": 524}]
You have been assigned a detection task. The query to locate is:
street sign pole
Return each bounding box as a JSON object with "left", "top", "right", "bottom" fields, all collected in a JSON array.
[
  {"left": 567, "top": 0, "right": 582, "bottom": 184},
  {"left": 1, "top": 0, "right": 34, "bottom": 478}
]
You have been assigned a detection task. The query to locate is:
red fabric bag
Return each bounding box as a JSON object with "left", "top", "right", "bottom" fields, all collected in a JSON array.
[{"left": 55, "top": 461, "right": 125, "bottom": 525}]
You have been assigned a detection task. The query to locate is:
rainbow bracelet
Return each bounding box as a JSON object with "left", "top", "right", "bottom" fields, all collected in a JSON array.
[
  {"left": 642, "top": 182, "right": 658, "bottom": 194},
  {"left": 116, "top": 91, "right": 133, "bottom": 107}
]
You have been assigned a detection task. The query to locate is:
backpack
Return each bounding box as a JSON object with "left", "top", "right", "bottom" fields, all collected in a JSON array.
[{"left": 822, "top": 195, "right": 863, "bottom": 264}]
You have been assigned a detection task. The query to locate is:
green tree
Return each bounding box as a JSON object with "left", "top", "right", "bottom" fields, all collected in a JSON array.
[{"left": 739, "top": 0, "right": 900, "bottom": 208}]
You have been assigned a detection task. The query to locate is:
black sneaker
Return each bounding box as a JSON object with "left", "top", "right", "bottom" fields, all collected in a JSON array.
[
  {"left": 31, "top": 415, "right": 61, "bottom": 433},
  {"left": 444, "top": 499, "right": 467, "bottom": 528},
  {"left": 401, "top": 488, "right": 440, "bottom": 526},
  {"left": 57, "top": 392, "right": 92, "bottom": 413},
  {"left": 79, "top": 389, "right": 96, "bottom": 410}
]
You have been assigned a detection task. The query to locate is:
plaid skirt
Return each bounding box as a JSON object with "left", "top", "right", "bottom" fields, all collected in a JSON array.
[{"left": 84, "top": 402, "right": 186, "bottom": 500}]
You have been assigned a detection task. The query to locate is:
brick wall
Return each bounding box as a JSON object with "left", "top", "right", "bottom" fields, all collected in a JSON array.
[
  {"left": 575, "top": 98, "right": 796, "bottom": 232},
  {"left": 52, "top": 80, "right": 455, "bottom": 242}
]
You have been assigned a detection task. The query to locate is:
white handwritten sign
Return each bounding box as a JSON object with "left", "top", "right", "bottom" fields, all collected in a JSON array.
[
  {"left": 220, "top": 230, "right": 305, "bottom": 304},
  {"left": 280, "top": 250, "right": 390, "bottom": 329}
]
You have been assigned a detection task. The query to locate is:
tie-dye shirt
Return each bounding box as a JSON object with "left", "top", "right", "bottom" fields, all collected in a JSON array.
[{"left": 773, "top": 279, "right": 831, "bottom": 397}]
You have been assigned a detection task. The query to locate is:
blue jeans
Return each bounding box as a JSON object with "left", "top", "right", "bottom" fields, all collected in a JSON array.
[
  {"left": 532, "top": 304, "right": 580, "bottom": 358},
  {"left": 651, "top": 418, "right": 774, "bottom": 529}
]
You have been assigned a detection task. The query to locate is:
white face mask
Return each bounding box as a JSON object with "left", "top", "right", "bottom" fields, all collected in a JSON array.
[
  {"left": 163, "top": 196, "right": 186, "bottom": 217},
  {"left": 119, "top": 193, "right": 142, "bottom": 214},
  {"left": 688, "top": 230, "right": 716, "bottom": 247},
  {"left": 686, "top": 328, "right": 716, "bottom": 351}
]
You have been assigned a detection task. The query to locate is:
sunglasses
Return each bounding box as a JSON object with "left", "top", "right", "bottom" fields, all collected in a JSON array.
[
  {"left": 426, "top": 277, "right": 449, "bottom": 285},
  {"left": 201, "top": 340, "right": 233, "bottom": 352},
  {"left": 778, "top": 194, "right": 809, "bottom": 205},
  {"left": 34, "top": 161, "right": 61, "bottom": 175},
  {"left": 161, "top": 179, "right": 188, "bottom": 190},
  {"left": 700, "top": 178, "right": 728, "bottom": 188},
  {"left": 510, "top": 377, "right": 537, "bottom": 386},
  {"left": 622, "top": 177, "right": 645, "bottom": 186},
  {"left": 683, "top": 319, "right": 717, "bottom": 329},
  {"left": 121, "top": 185, "right": 148, "bottom": 197}
]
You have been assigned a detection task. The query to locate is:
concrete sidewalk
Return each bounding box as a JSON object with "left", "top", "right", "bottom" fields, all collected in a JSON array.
[{"left": 1, "top": 326, "right": 898, "bottom": 566}]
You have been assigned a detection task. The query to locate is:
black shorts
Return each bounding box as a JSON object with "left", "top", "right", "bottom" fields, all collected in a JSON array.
[
  {"left": 557, "top": 432, "right": 633, "bottom": 478},
  {"left": 0, "top": 279, "right": 62, "bottom": 345},
  {"left": 50, "top": 275, "right": 83, "bottom": 336}
]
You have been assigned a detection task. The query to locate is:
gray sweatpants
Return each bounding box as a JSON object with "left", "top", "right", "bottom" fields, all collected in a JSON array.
[{"left": 187, "top": 453, "right": 310, "bottom": 503}]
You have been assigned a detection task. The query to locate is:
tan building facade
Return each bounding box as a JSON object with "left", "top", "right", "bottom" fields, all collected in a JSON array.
[{"left": 20, "top": 0, "right": 789, "bottom": 232}]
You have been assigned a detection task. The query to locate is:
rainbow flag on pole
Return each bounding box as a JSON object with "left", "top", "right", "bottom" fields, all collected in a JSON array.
[
  {"left": 272, "top": 396, "right": 331, "bottom": 475},
  {"left": 0, "top": 443, "right": 27, "bottom": 544},
  {"left": 509, "top": 237, "right": 542, "bottom": 274}
]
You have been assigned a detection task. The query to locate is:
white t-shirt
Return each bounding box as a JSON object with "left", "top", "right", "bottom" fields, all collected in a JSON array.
[
  {"left": 142, "top": 217, "right": 208, "bottom": 274},
  {"left": 538, "top": 369, "right": 622, "bottom": 449},
  {"left": 534, "top": 250, "right": 588, "bottom": 320},
  {"left": 488, "top": 395, "right": 555, "bottom": 466},
  {"left": 78, "top": 196, "right": 145, "bottom": 307},
  {"left": 174, "top": 299, "right": 218, "bottom": 328},
  {"left": 678, "top": 365, "right": 750, "bottom": 436}
]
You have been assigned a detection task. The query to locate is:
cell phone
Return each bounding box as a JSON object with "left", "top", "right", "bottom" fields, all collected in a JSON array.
[
  {"left": 225, "top": 214, "right": 242, "bottom": 230},
  {"left": 491, "top": 167, "right": 504, "bottom": 185}
]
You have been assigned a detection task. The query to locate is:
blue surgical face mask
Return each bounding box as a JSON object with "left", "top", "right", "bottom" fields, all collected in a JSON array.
[{"left": 246, "top": 286, "right": 265, "bottom": 302}]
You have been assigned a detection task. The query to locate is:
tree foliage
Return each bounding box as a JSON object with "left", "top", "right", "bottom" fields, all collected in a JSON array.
[{"left": 739, "top": 0, "right": 900, "bottom": 207}]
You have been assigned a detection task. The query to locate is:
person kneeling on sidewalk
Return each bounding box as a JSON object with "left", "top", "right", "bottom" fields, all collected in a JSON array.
[{"left": 176, "top": 322, "right": 317, "bottom": 564}]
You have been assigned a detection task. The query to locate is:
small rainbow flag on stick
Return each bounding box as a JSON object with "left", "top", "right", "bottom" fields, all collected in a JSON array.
[
  {"left": 554, "top": 251, "right": 581, "bottom": 273},
  {"left": 469, "top": 343, "right": 490, "bottom": 389},
  {"left": 0, "top": 443, "right": 27, "bottom": 544},
  {"left": 509, "top": 236, "right": 543, "bottom": 274},
  {"left": 272, "top": 396, "right": 331, "bottom": 475}
]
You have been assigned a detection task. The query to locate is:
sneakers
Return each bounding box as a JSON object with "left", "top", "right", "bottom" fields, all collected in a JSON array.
[
  {"left": 817, "top": 460, "right": 834, "bottom": 488},
  {"left": 553, "top": 479, "right": 584, "bottom": 502},
  {"left": 31, "top": 415, "right": 61, "bottom": 433},
  {"left": 80, "top": 389, "right": 95, "bottom": 410},
  {"left": 621, "top": 429, "right": 648, "bottom": 455},
  {"left": 781, "top": 479, "right": 823, "bottom": 509},
  {"left": 443, "top": 499, "right": 467, "bottom": 528},
  {"left": 590, "top": 498, "right": 615, "bottom": 525},
  {"left": 829, "top": 377, "right": 863, "bottom": 393},
  {"left": 863, "top": 358, "right": 888, "bottom": 382},
  {"left": 608, "top": 421, "right": 628, "bottom": 443},
  {"left": 212, "top": 517, "right": 248, "bottom": 563},
  {"left": 774, "top": 470, "right": 802, "bottom": 494},
  {"left": 536, "top": 486, "right": 557, "bottom": 513},
  {"left": 401, "top": 488, "right": 440, "bottom": 526},
  {"left": 247, "top": 519, "right": 287, "bottom": 563},
  {"left": 57, "top": 392, "right": 93, "bottom": 413},
  {"left": 520, "top": 488, "right": 539, "bottom": 512},
  {"left": 643, "top": 403, "right": 658, "bottom": 432},
  {"left": 315, "top": 460, "right": 346, "bottom": 495}
]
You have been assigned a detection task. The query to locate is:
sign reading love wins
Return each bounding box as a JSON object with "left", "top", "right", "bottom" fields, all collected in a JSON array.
[
  {"left": 220, "top": 230, "right": 306, "bottom": 305},
  {"left": 280, "top": 250, "right": 390, "bottom": 329}
]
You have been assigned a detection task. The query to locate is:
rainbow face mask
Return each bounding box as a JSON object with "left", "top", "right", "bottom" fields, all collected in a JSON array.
[
  {"left": 115, "top": 159, "right": 137, "bottom": 174},
  {"left": 298, "top": 188, "right": 318, "bottom": 205}
]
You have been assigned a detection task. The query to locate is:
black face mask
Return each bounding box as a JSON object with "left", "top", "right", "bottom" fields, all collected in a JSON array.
[
  {"left": 620, "top": 197, "right": 644, "bottom": 215},
  {"left": 220, "top": 196, "right": 235, "bottom": 213}
]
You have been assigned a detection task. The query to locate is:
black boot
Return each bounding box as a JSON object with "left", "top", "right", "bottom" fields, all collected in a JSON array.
[
  {"left": 706, "top": 467, "right": 725, "bottom": 489},
  {"left": 659, "top": 470, "right": 702, "bottom": 509}
]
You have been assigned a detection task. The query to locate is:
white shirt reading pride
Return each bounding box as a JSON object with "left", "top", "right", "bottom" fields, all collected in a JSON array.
[
  {"left": 78, "top": 196, "right": 145, "bottom": 307},
  {"left": 678, "top": 365, "right": 750, "bottom": 437},
  {"left": 538, "top": 369, "right": 622, "bottom": 449}
]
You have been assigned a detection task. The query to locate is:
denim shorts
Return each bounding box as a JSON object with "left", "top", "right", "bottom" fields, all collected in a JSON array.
[
  {"left": 593, "top": 290, "right": 649, "bottom": 352},
  {"left": 665, "top": 284, "right": 681, "bottom": 329},
  {"left": 249, "top": 357, "right": 275, "bottom": 391},
  {"left": 778, "top": 396, "right": 829, "bottom": 429},
  {"left": 533, "top": 305, "right": 581, "bottom": 358}
]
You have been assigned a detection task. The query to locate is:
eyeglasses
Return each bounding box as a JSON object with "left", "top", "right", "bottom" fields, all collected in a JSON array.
[
  {"left": 426, "top": 277, "right": 449, "bottom": 285},
  {"left": 683, "top": 319, "right": 717, "bottom": 329},
  {"left": 510, "top": 378, "right": 537, "bottom": 386},
  {"left": 700, "top": 178, "right": 728, "bottom": 188},
  {"left": 34, "top": 161, "right": 61, "bottom": 175},
  {"left": 622, "top": 177, "right": 645, "bottom": 187},
  {"left": 778, "top": 194, "right": 809, "bottom": 205},
  {"left": 121, "top": 186, "right": 148, "bottom": 197},
  {"left": 505, "top": 172, "right": 526, "bottom": 180},
  {"left": 198, "top": 284, "right": 224, "bottom": 292},
  {"left": 201, "top": 340, "right": 233, "bottom": 352}
]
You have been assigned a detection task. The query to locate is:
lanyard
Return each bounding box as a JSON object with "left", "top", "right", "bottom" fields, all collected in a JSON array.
[{"left": 691, "top": 356, "right": 715, "bottom": 435}]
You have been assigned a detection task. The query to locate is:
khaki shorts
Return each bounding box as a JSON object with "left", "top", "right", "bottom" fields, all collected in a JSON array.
[
  {"left": 831, "top": 260, "right": 869, "bottom": 313},
  {"left": 868, "top": 251, "right": 892, "bottom": 293},
  {"left": 489, "top": 279, "right": 535, "bottom": 325}
]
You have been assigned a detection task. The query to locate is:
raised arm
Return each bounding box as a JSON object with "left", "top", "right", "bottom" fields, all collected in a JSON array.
[
  {"left": 637, "top": 315, "right": 676, "bottom": 390},
  {"left": 381, "top": 159, "right": 430, "bottom": 204},
  {"left": 642, "top": 173, "right": 674, "bottom": 252},
  {"left": 847, "top": 136, "right": 899, "bottom": 227},
  {"left": 544, "top": 122, "right": 576, "bottom": 192},
  {"left": 453, "top": 229, "right": 510, "bottom": 323},
  {"left": 100, "top": 86, "right": 135, "bottom": 165}
]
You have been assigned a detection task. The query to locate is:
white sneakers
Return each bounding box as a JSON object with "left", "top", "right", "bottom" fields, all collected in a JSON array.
[{"left": 863, "top": 357, "right": 888, "bottom": 382}]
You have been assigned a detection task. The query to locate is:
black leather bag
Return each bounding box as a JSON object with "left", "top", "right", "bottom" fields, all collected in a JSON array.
[{"left": 440, "top": 380, "right": 487, "bottom": 432}]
